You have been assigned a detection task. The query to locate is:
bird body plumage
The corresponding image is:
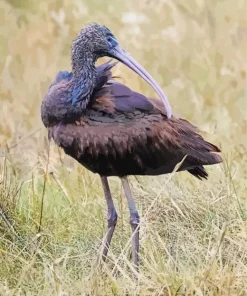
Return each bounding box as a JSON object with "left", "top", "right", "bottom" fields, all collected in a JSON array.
[{"left": 44, "top": 61, "right": 222, "bottom": 179}]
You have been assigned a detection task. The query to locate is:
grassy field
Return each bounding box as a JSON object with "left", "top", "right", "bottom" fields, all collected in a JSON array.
[{"left": 0, "top": 0, "right": 246, "bottom": 295}]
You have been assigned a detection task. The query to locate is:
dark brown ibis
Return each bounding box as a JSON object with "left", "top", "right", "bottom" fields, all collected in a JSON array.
[{"left": 41, "top": 23, "right": 222, "bottom": 272}]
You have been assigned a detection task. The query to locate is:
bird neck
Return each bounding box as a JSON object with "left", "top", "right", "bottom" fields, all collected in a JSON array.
[
  {"left": 41, "top": 53, "right": 99, "bottom": 128},
  {"left": 71, "top": 53, "right": 97, "bottom": 108},
  {"left": 72, "top": 55, "right": 96, "bottom": 79}
]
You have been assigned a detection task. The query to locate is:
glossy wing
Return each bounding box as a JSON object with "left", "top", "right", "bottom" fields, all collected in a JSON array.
[{"left": 50, "top": 75, "right": 222, "bottom": 178}]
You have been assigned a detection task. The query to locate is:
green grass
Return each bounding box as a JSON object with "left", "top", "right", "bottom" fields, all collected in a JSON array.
[{"left": 0, "top": 0, "right": 247, "bottom": 295}]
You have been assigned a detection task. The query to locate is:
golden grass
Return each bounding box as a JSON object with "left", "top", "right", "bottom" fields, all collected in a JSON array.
[{"left": 0, "top": 0, "right": 246, "bottom": 295}]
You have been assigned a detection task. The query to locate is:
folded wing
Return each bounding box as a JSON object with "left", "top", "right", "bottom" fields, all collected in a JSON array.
[{"left": 50, "top": 61, "right": 222, "bottom": 178}]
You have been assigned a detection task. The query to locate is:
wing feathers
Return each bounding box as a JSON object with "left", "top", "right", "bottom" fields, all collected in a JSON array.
[{"left": 49, "top": 60, "right": 222, "bottom": 178}]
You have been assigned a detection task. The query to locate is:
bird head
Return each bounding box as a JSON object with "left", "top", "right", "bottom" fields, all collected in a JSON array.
[
  {"left": 72, "top": 22, "right": 172, "bottom": 118},
  {"left": 72, "top": 23, "right": 118, "bottom": 59}
]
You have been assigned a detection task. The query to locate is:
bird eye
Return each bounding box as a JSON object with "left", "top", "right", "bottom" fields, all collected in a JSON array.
[{"left": 107, "top": 35, "right": 118, "bottom": 48}]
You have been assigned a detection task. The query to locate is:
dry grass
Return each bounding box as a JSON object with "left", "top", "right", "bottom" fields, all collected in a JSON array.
[{"left": 0, "top": 0, "right": 247, "bottom": 295}]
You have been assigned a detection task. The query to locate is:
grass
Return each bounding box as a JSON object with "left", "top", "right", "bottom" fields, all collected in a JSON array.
[{"left": 0, "top": 0, "right": 246, "bottom": 295}]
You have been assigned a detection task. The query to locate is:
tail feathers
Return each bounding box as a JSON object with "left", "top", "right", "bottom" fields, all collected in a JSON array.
[
  {"left": 183, "top": 137, "right": 223, "bottom": 166},
  {"left": 184, "top": 141, "right": 222, "bottom": 180},
  {"left": 188, "top": 166, "right": 208, "bottom": 180},
  {"left": 189, "top": 150, "right": 223, "bottom": 166},
  {"left": 205, "top": 141, "right": 221, "bottom": 153},
  {"left": 164, "top": 117, "right": 223, "bottom": 180},
  {"left": 182, "top": 139, "right": 222, "bottom": 180}
]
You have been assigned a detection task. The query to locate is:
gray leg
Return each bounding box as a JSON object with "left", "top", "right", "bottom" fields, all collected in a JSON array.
[
  {"left": 100, "top": 176, "right": 118, "bottom": 261},
  {"left": 121, "top": 176, "right": 140, "bottom": 272}
]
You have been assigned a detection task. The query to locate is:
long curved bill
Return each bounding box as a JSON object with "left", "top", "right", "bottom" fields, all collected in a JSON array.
[{"left": 110, "top": 45, "right": 172, "bottom": 118}]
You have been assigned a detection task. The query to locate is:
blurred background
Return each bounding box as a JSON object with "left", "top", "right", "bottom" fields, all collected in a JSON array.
[{"left": 0, "top": 0, "right": 246, "bottom": 295}]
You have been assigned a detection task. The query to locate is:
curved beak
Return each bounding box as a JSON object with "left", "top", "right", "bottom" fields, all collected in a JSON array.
[{"left": 110, "top": 45, "right": 172, "bottom": 118}]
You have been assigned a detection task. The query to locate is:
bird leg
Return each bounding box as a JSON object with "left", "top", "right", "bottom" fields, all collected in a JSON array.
[
  {"left": 121, "top": 176, "right": 140, "bottom": 272},
  {"left": 100, "top": 176, "right": 118, "bottom": 261}
]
